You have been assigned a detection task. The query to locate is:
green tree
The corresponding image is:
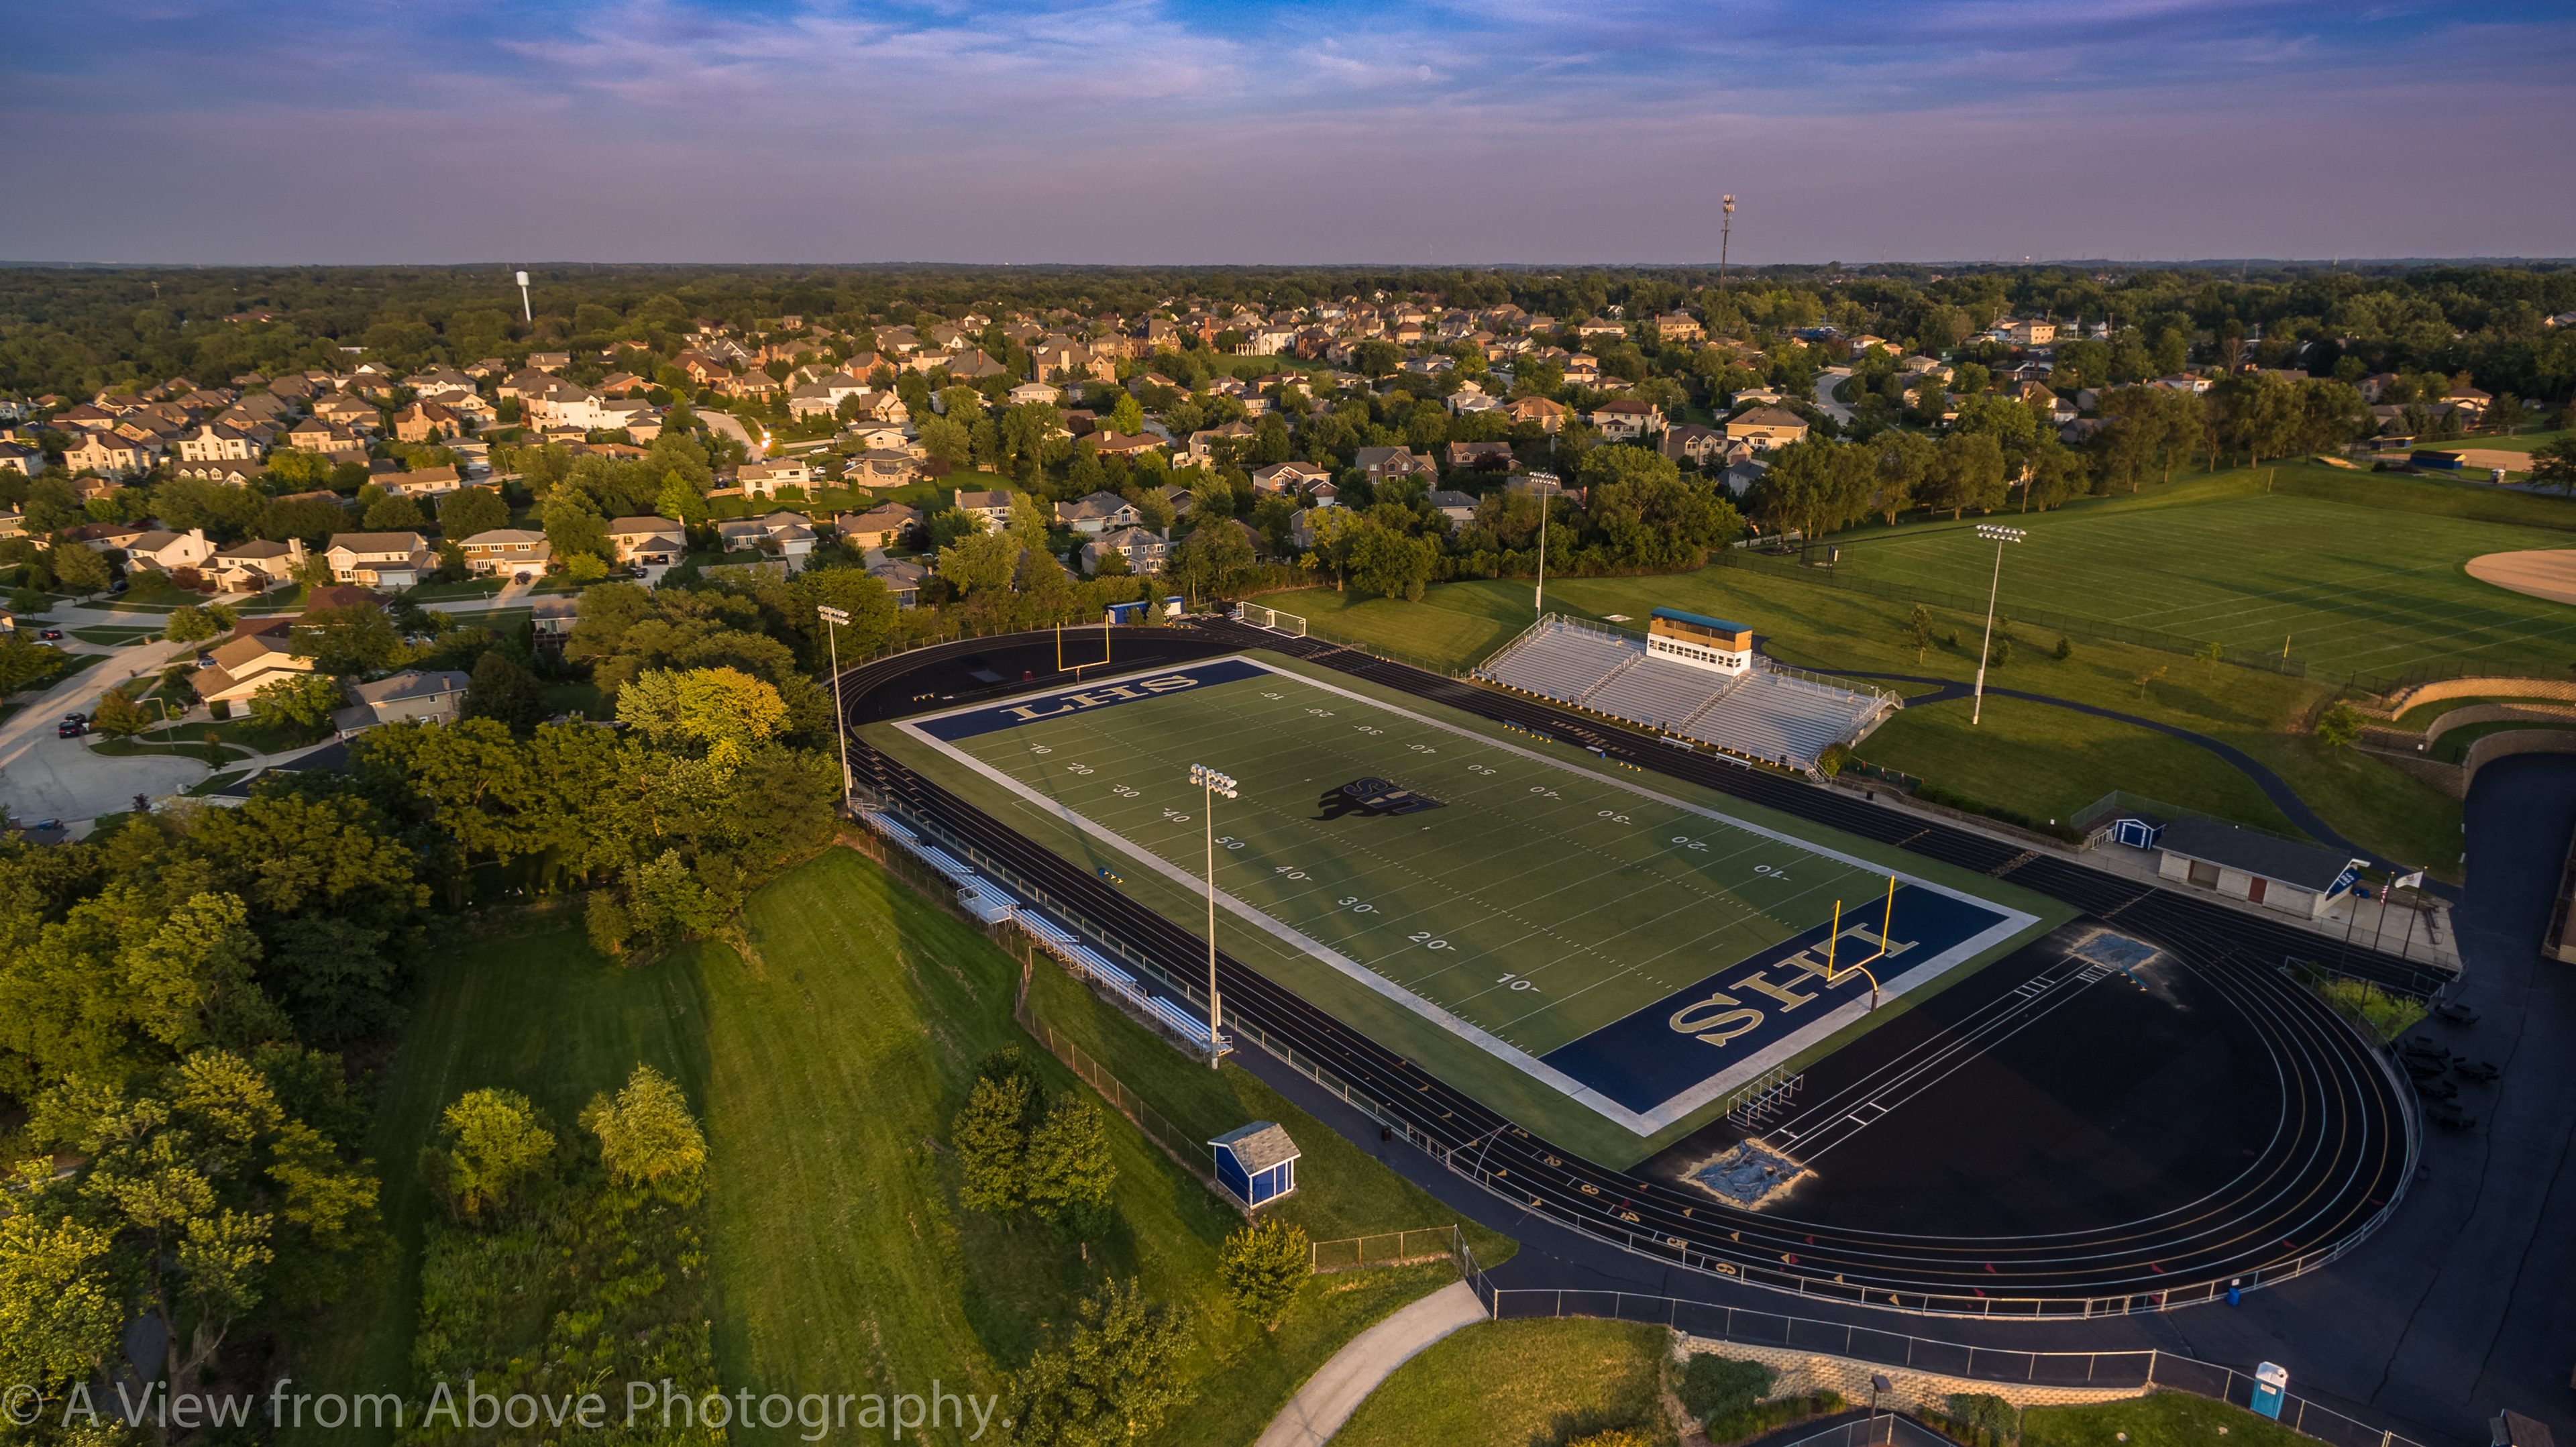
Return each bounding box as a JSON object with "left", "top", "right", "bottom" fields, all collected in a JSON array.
[
  {"left": 1904, "top": 604, "right": 1936, "bottom": 663},
  {"left": 938, "top": 527, "right": 1021, "bottom": 596},
  {"left": 917, "top": 415, "right": 972, "bottom": 468},
  {"left": 655, "top": 470, "right": 709, "bottom": 526},
  {"left": 953, "top": 1072, "right": 1034, "bottom": 1216},
  {"left": 462, "top": 648, "right": 549, "bottom": 735},
  {"left": 25, "top": 1051, "right": 379, "bottom": 1414},
  {"left": 0, "top": 1212, "right": 123, "bottom": 1422},
  {"left": 1217, "top": 1216, "right": 1310, "bottom": 1330},
  {"left": 165, "top": 604, "right": 221, "bottom": 644},
  {"left": 251, "top": 672, "right": 346, "bottom": 731},
  {"left": 1110, "top": 392, "right": 1145, "bottom": 435},
  {"left": 1023, "top": 1093, "right": 1115, "bottom": 1234},
  {"left": 430, "top": 1087, "right": 554, "bottom": 1219},
  {"left": 90, "top": 686, "right": 150, "bottom": 739},
  {"left": 438, "top": 485, "right": 511, "bottom": 541},
  {"left": 1006, "top": 1279, "right": 1195, "bottom": 1447},
  {"left": 1353, "top": 340, "right": 1404, "bottom": 378},
  {"left": 2314, "top": 703, "right": 2365, "bottom": 748},
  {"left": 1346, "top": 523, "right": 1440, "bottom": 602},
  {"left": 51, "top": 543, "right": 112, "bottom": 594},
  {"left": 363, "top": 494, "right": 426, "bottom": 531},
  {"left": 1168, "top": 518, "right": 1255, "bottom": 606},
  {"left": 580, "top": 1063, "right": 708, "bottom": 1187},
  {"left": 2530, "top": 435, "right": 2576, "bottom": 494},
  {"left": 292, "top": 604, "right": 407, "bottom": 674}
]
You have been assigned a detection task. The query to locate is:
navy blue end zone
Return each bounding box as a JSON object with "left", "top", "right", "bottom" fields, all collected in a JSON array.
[
  {"left": 914, "top": 658, "right": 1270, "bottom": 741},
  {"left": 1541, "top": 886, "right": 2010, "bottom": 1115}
]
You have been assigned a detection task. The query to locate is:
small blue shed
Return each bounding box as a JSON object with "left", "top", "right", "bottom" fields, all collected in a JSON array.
[
  {"left": 1209, "top": 1122, "right": 1300, "bottom": 1208},
  {"left": 2109, "top": 814, "right": 2163, "bottom": 849}
]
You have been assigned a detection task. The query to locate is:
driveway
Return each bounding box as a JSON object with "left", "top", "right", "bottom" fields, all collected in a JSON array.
[
  {"left": 1814, "top": 367, "right": 1857, "bottom": 425},
  {"left": 697, "top": 409, "right": 759, "bottom": 454},
  {"left": 0, "top": 635, "right": 207, "bottom": 828}
]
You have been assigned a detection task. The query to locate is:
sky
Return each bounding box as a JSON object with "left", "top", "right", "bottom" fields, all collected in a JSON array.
[{"left": 5, "top": 0, "right": 2572, "bottom": 266}]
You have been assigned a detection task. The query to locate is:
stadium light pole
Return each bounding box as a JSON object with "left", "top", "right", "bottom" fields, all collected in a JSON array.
[
  {"left": 817, "top": 604, "right": 853, "bottom": 812},
  {"left": 1188, "top": 763, "right": 1238, "bottom": 1069},
  {"left": 1970, "top": 525, "right": 2025, "bottom": 726},
  {"left": 1527, "top": 471, "right": 1560, "bottom": 619}
]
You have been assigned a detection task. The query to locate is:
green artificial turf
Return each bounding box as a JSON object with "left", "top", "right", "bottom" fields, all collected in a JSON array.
[
  {"left": 282, "top": 850, "right": 1504, "bottom": 1447},
  {"left": 1333, "top": 1317, "right": 1678, "bottom": 1447},
  {"left": 869, "top": 651, "right": 2065, "bottom": 1165}
]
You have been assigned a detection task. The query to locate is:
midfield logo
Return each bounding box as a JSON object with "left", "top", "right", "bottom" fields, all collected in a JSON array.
[{"left": 1316, "top": 777, "right": 1446, "bottom": 820}]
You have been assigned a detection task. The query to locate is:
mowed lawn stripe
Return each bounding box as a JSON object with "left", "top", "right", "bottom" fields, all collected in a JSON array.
[{"left": 950, "top": 671, "right": 1882, "bottom": 1054}]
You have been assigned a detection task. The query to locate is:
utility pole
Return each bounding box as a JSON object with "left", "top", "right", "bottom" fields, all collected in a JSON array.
[
  {"left": 818, "top": 605, "right": 853, "bottom": 812},
  {"left": 1970, "top": 525, "right": 2025, "bottom": 725},
  {"left": 1187, "top": 764, "right": 1238, "bottom": 1068}
]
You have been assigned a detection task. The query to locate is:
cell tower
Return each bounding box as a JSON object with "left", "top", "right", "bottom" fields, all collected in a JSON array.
[
  {"left": 515, "top": 270, "right": 532, "bottom": 322},
  {"left": 1719, "top": 195, "right": 1735, "bottom": 290}
]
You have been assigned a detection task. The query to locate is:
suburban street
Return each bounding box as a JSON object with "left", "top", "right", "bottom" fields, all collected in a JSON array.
[
  {"left": 1813, "top": 364, "right": 1856, "bottom": 425},
  {"left": 0, "top": 615, "right": 207, "bottom": 828}
]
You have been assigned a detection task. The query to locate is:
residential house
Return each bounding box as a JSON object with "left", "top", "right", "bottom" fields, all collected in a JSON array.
[
  {"left": 206, "top": 538, "right": 306, "bottom": 590},
  {"left": 1250, "top": 460, "right": 1330, "bottom": 494},
  {"left": 1183, "top": 421, "right": 1256, "bottom": 469},
  {"left": 717, "top": 512, "right": 817, "bottom": 569},
  {"left": 1055, "top": 491, "right": 1140, "bottom": 534},
  {"left": 848, "top": 449, "right": 924, "bottom": 486},
  {"left": 864, "top": 549, "right": 926, "bottom": 607},
  {"left": 65, "top": 431, "right": 157, "bottom": 477},
  {"left": 2004, "top": 320, "right": 2057, "bottom": 346},
  {"left": 393, "top": 402, "right": 465, "bottom": 442},
  {"left": 384, "top": 464, "right": 462, "bottom": 498},
  {"left": 953, "top": 489, "right": 1015, "bottom": 529},
  {"left": 1444, "top": 439, "right": 1514, "bottom": 474},
  {"left": 455, "top": 529, "right": 553, "bottom": 577},
  {"left": 1083, "top": 527, "right": 1167, "bottom": 576},
  {"left": 531, "top": 597, "right": 580, "bottom": 645},
  {"left": 191, "top": 627, "right": 316, "bottom": 705},
  {"left": 60, "top": 521, "right": 149, "bottom": 553},
  {"left": 1724, "top": 406, "right": 1810, "bottom": 452},
  {"left": 1587, "top": 398, "right": 1664, "bottom": 441},
  {"left": 333, "top": 669, "right": 471, "bottom": 737},
  {"left": 527, "top": 352, "right": 572, "bottom": 372},
  {"left": 787, "top": 372, "right": 871, "bottom": 419},
  {"left": 325, "top": 531, "right": 435, "bottom": 588},
  {"left": 125, "top": 527, "right": 218, "bottom": 575},
  {"left": 1422, "top": 490, "right": 1479, "bottom": 524},
  {"left": 174, "top": 423, "right": 260, "bottom": 463},
  {"left": 836, "top": 504, "right": 922, "bottom": 550},
  {"left": 1008, "top": 382, "right": 1063, "bottom": 407},
  {"left": 841, "top": 422, "right": 914, "bottom": 453},
  {"left": 1661, "top": 425, "right": 1737, "bottom": 468},
  {"left": 737, "top": 458, "right": 812, "bottom": 500},
  {"left": 1505, "top": 396, "right": 1568, "bottom": 433},
  {"left": 1083, "top": 431, "right": 1168, "bottom": 462},
  {"left": 1354, "top": 446, "right": 1435, "bottom": 484},
  {"left": 311, "top": 394, "right": 380, "bottom": 431},
  {"left": 1655, "top": 312, "right": 1705, "bottom": 342},
  {"left": 284, "top": 419, "right": 366, "bottom": 456},
  {"left": 605, "top": 517, "right": 685, "bottom": 568},
  {"left": 2151, "top": 374, "right": 2211, "bottom": 394},
  {"left": 0, "top": 442, "right": 40, "bottom": 477}
]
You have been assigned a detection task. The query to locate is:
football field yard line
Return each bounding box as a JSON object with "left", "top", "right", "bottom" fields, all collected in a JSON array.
[{"left": 899, "top": 656, "right": 2039, "bottom": 1136}]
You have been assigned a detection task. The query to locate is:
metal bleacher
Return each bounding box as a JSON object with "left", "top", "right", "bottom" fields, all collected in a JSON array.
[{"left": 1473, "top": 614, "right": 1898, "bottom": 773}]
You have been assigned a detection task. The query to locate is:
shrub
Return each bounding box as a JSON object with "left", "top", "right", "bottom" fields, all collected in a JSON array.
[
  {"left": 1218, "top": 1216, "right": 1310, "bottom": 1329},
  {"left": 581, "top": 1063, "right": 708, "bottom": 1187},
  {"left": 426, "top": 1088, "right": 555, "bottom": 1220},
  {"left": 1676, "top": 1354, "right": 1776, "bottom": 1420},
  {"left": 209, "top": 698, "right": 231, "bottom": 720},
  {"left": 1947, "top": 1392, "right": 2018, "bottom": 1442},
  {"left": 1704, "top": 1391, "right": 1845, "bottom": 1444},
  {"left": 1566, "top": 1432, "right": 1656, "bottom": 1447},
  {"left": 2314, "top": 703, "right": 2365, "bottom": 748},
  {"left": 2053, "top": 635, "right": 2074, "bottom": 661}
]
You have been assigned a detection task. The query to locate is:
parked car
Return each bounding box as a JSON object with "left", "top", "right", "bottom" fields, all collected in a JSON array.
[
  {"left": 195, "top": 653, "right": 217, "bottom": 669},
  {"left": 35, "top": 629, "right": 63, "bottom": 640},
  {"left": 56, "top": 720, "right": 85, "bottom": 739},
  {"left": 60, "top": 711, "right": 88, "bottom": 725}
]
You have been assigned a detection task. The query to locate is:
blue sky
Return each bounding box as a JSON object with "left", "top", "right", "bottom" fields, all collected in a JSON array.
[{"left": 5, "top": 0, "right": 2570, "bottom": 264}]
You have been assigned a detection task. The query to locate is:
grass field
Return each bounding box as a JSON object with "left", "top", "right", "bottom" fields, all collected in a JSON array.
[
  {"left": 2023, "top": 1390, "right": 2313, "bottom": 1447},
  {"left": 873, "top": 652, "right": 2062, "bottom": 1161},
  {"left": 1332, "top": 1318, "right": 1677, "bottom": 1447},
  {"left": 1816, "top": 466, "right": 2576, "bottom": 680},
  {"left": 284, "top": 851, "right": 1509, "bottom": 1447}
]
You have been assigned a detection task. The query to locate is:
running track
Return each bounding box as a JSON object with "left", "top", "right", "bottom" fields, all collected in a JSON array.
[{"left": 841, "top": 623, "right": 2421, "bottom": 1316}]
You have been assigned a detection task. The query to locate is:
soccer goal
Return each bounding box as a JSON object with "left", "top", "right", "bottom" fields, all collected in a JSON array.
[{"left": 1235, "top": 603, "right": 1308, "bottom": 638}]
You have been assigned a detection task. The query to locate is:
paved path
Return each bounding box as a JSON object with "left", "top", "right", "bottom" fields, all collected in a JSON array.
[
  {"left": 1814, "top": 368, "right": 1856, "bottom": 425},
  {"left": 0, "top": 633, "right": 204, "bottom": 827},
  {"left": 1253, "top": 1281, "right": 1487, "bottom": 1447},
  {"left": 1789, "top": 652, "right": 2457, "bottom": 894}
]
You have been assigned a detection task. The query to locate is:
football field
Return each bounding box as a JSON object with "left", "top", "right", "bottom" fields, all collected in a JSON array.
[{"left": 894, "top": 655, "right": 2040, "bottom": 1137}]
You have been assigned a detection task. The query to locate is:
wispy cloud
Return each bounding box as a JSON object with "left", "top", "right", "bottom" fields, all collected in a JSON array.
[{"left": 1, "top": 0, "right": 2569, "bottom": 262}]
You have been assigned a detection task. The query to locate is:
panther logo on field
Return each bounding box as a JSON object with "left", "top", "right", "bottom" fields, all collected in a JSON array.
[{"left": 1315, "top": 777, "right": 1446, "bottom": 820}]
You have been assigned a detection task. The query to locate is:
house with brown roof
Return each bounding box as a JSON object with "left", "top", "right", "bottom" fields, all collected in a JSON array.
[
  {"left": 456, "top": 529, "right": 552, "bottom": 576},
  {"left": 64, "top": 431, "right": 157, "bottom": 477},
  {"left": 606, "top": 517, "right": 685, "bottom": 568},
  {"left": 1083, "top": 527, "right": 1167, "bottom": 576},
  {"left": 835, "top": 504, "right": 922, "bottom": 550},
  {"left": 1084, "top": 431, "right": 1168, "bottom": 462},
  {"left": 174, "top": 423, "right": 261, "bottom": 463},
  {"left": 1723, "top": 406, "right": 1810, "bottom": 452},
  {"left": 1251, "top": 460, "right": 1331, "bottom": 494},
  {"left": 1660, "top": 425, "right": 1739, "bottom": 469},
  {"left": 191, "top": 629, "right": 317, "bottom": 704},
  {"left": 737, "top": 458, "right": 812, "bottom": 500},
  {"left": 385, "top": 464, "right": 462, "bottom": 498},
  {"left": 126, "top": 527, "right": 218, "bottom": 574},
  {"left": 1354, "top": 446, "right": 1436, "bottom": 484},
  {"left": 1444, "top": 440, "right": 1514, "bottom": 473},
  {"left": 1055, "top": 491, "right": 1140, "bottom": 534},
  {"left": 324, "top": 531, "right": 435, "bottom": 588},
  {"left": 1587, "top": 398, "right": 1664, "bottom": 440},
  {"left": 1505, "top": 396, "right": 1568, "bottom": 433},
  {"left": 207, "top": 538, "right": 306, "bottom": 589}
]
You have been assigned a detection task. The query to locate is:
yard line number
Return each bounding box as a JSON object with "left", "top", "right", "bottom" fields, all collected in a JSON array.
[{"left": 1495, "top": 972, "right": 1540, "bottom": 992}]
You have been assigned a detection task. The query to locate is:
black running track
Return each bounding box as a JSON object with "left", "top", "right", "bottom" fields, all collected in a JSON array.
[{"left": 841, "top": 623, "right": 2420, "bottom": 1317}]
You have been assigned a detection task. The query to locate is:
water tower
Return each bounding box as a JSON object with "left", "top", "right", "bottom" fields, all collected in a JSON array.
[{"left": 515, "top": 270, "right": 532, "bottom": 322}]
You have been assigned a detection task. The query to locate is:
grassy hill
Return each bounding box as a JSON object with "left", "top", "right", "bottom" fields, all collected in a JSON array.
[{"left": 285, "top": 847, "right": 1509, "bottom": 1447}]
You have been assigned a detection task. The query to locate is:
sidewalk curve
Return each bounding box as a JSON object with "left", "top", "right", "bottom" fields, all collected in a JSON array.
[{"left": 1254, "top": 1279, "right": 1488, "bottom": 1447}]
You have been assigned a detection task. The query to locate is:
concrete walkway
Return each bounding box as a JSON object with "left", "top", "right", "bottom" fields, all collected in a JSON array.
[{"left": 1254, "top": 1281, "right": 1488, "bottom": 1447}]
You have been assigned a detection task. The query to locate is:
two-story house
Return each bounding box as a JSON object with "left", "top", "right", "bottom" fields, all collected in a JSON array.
[
  {"left": 1587, "top": 398, "right": 1665, "bottom": 441},
  {"left": 737, "top": 458, "right": 812, "bottom": 500},
  {"left": 952, "top": 489, "right": 1015, "bottom": 530},
  {"left": 1083, "top": 527, "right": 1167, "bottom": 576},
  {"left": 606, "top": 516, "right": 686, "bottom": 568},
  {"left": 456, "top": 528, "right": 553, "bottom": 576},
  {"left": 325, "top": 531, "right": 435, "bottom": 588},
  {"left": 1354, "top": 446, "right": 1436, "bottom": 485},
  {"left": 207, "top": 537, "right": 307, "bottom": 590},
  {"left": 1055, "top": 491, "right": 1140, "bottom": 535}
]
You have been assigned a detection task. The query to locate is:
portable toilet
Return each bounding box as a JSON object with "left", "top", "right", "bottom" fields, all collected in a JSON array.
[
  {"left": 1209, "top": 1122, "right": 1300, "bottom": 1208},
  {"left": 2251, "top": 1362, "right": 2288, "bottom": 1420}
]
